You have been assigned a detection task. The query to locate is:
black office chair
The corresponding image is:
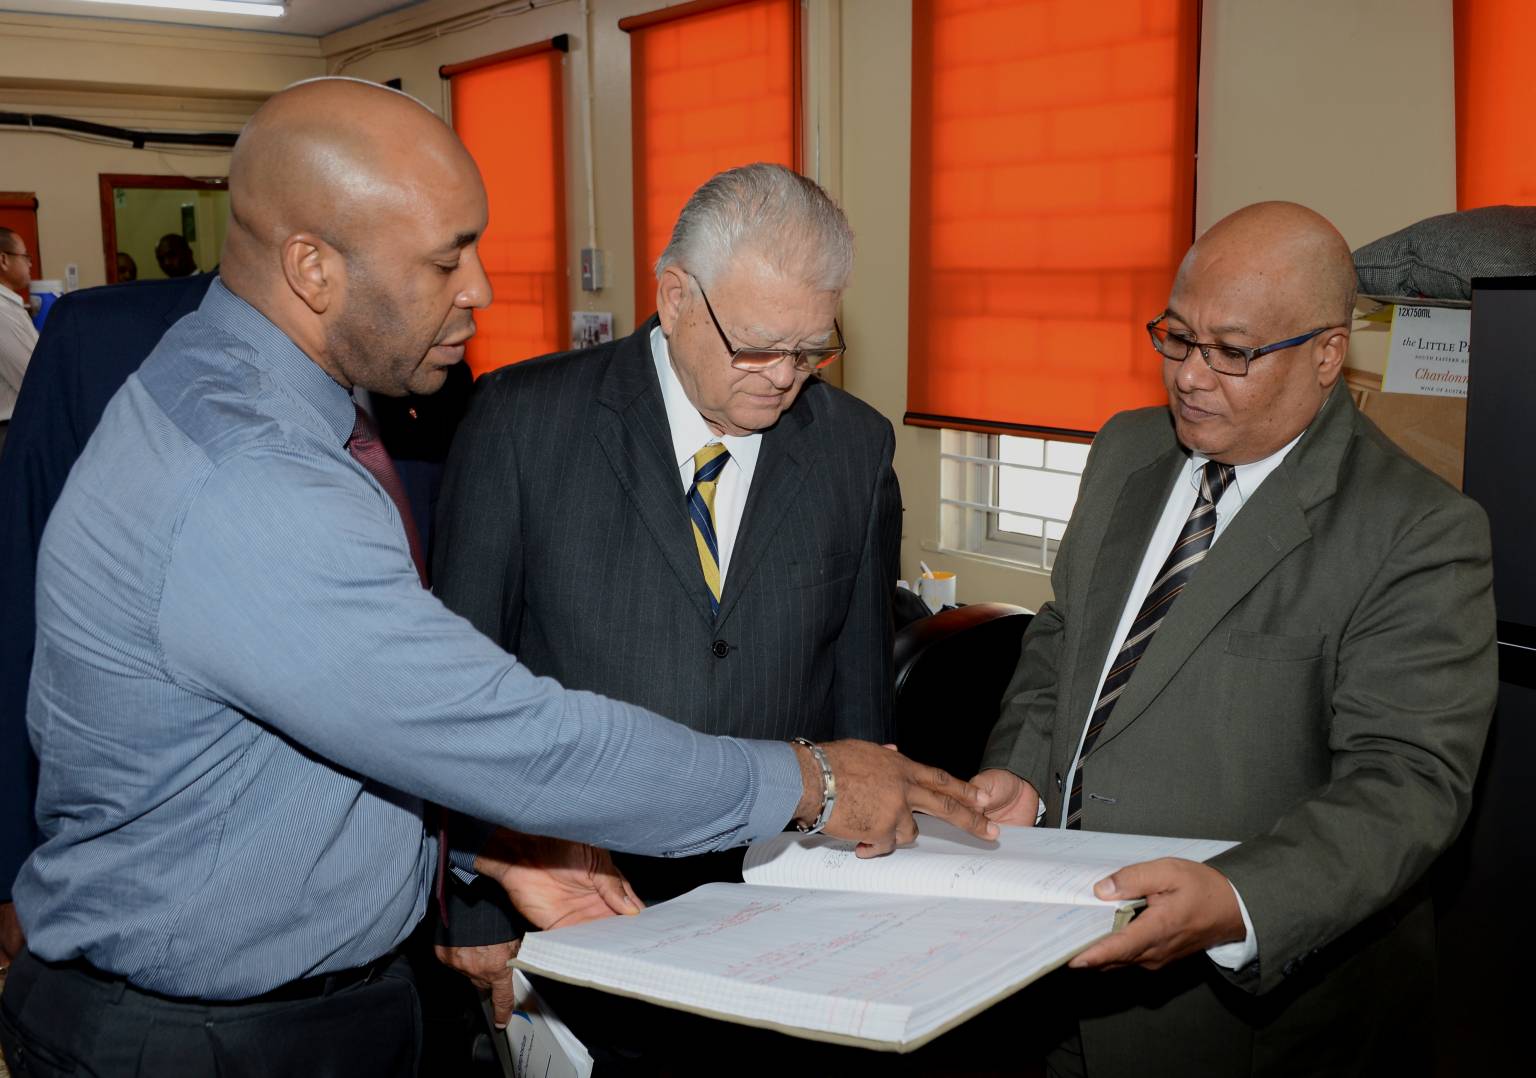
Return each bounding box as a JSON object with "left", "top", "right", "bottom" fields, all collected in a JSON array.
[{"left": 892, "top": 603, "right": 1034, "bottom": 779}]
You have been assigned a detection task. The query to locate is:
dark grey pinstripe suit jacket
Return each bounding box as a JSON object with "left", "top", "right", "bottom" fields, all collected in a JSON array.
[{"left": 432, "top": 319, "right": 901, "bottom": 927}]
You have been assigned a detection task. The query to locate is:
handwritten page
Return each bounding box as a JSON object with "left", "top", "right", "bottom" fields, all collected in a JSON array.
[
  {"left": 742, "top": 818, "right": 1236, "bottom": 907},
  {"left": 515, "top": 883, "right": 1120, "bottom": 1046}
]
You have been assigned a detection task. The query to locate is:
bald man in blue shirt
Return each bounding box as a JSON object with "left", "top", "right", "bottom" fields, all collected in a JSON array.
[{"left": 0, "top": 79, "right": 991, "bottom": 1078}]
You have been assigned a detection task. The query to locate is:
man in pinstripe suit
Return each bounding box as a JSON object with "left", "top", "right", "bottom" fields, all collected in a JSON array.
[{"left": 432, "top": 164, "right": 901, "bottom": 1023}]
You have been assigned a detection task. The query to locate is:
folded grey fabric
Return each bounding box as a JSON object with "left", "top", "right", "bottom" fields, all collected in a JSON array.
[{"left": 1353, "top": 205, "right": 1536, "bottom": 301}]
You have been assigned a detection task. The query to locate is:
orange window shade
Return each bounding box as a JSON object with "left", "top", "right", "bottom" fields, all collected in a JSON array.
[
  {"left": 1455, "top": 0, "right": 1536, "bottom": 208},
  {"left": 907, "top": 0, "right": 1199, "bottom": 438},
  {"left": 449, "top": 46, "right": 568, "bottom": 378},
  {"left": 624, "top": 0, "right": 801, "bottom": 325}
]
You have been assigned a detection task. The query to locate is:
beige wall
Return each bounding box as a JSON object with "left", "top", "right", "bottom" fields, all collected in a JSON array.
[
  {"left": 0, "top": 130, "right": 234, "bottom": 289},
  {"left": 0, "top": 0, "right": 1462, "bottom": 609},
  {"left": 0, "top": 12, "right": 321, "bottom": 96},
  {"left": 1197, "top": 0, "right": 1457, "bottom": 383},
  {"left": 0, "top": 11, "right": 320, "bottom": 287},
  {"left": 1196, "top": 0, "right": 1456, "bottom": 246}
]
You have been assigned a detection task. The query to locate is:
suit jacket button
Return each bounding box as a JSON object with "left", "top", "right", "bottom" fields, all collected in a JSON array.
[{"left": 711, "top": 639, "right": 730, "bottom": 658}]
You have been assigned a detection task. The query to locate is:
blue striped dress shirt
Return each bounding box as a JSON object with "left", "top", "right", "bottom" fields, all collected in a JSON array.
[{"left": 14, "top": 279, "right": 801, "bottom": 999}]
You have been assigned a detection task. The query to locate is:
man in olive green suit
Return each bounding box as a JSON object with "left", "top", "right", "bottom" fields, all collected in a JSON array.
[{"left": 975, "top": 201, "right": 1496, "bottom": 1077}]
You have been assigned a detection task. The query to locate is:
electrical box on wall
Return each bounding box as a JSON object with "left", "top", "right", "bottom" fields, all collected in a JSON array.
[{"left": 580, "top": 247, "right": 604, "bottom": 292}]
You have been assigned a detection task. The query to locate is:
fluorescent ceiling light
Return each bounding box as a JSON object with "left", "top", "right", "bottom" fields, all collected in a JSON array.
[{"left": 76, "top": 0, "right": 286, "bottom": 17}]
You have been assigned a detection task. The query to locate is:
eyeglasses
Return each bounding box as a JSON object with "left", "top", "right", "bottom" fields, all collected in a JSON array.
[
  {"left": 0, "top": 249, "right": 29, "bottom": 263},
  {"left": 1147, "top": 313, "right": 1338, "bottom": 377},
  {"left": 693, "top": 276, "right": 845, "bottom": 373}
]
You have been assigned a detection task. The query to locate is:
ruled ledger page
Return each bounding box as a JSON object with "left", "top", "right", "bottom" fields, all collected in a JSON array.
[{"left": 743, "top": 819, "right": 1236, "bottom": 906}]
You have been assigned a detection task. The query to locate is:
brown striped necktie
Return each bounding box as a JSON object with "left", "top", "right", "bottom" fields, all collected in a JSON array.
[{"left": 1065, "top": 459, "right": 1236, "bottom": 829}]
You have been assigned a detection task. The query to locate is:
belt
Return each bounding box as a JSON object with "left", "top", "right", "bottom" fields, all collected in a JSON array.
[{"left": 51, "top": 951, "right": 396, "bottom": 1007}]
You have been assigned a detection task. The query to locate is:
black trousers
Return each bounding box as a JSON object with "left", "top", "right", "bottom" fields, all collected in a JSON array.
[{"left": 0, "top": 949, "right": 421, "bottom": 1078}]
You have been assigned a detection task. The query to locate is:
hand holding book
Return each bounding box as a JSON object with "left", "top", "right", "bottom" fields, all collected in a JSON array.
[{"left": 1067, "top": 856, "right": 1246, "bottom": 971}]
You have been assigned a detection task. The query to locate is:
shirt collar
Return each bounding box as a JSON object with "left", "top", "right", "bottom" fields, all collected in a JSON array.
[
  {"left": 201, "top": 276, "right": 357, "bottom": 445},
  {"left": 649, "top": 325, "right": 762, "bottom": 473},
  {"left": 0, "top": 285, "right": 25, "bottom": 310},
  {"left": 1187, "top": 428, "right": 1306, "bottom": 510}
]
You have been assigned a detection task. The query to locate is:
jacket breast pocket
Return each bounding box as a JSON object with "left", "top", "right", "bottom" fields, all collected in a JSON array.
[
  {"left": 785, "top": 551, "right": 857, "bottom": 588},
  {"left": 1224, "top": 629, "right": 1326, "bottom": 662}
]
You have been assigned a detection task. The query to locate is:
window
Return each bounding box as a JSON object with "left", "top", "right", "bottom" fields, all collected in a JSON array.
[
  {"left": 446, "top": 41, "right": 568, "bottom": 378},
  {"left": 940, "top": 431, "right": 1088, "bottom": 570},
  {"left": 622, "top": 0, "right": 801, "bottom": 324},
  {"left": 907, "top": 0, "right": 1198, "bottom": 438}
]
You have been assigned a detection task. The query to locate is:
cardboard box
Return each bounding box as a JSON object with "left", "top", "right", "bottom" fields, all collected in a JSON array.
[{"left": 1346, "top": 296, "right": 1468, "bottom": 489}]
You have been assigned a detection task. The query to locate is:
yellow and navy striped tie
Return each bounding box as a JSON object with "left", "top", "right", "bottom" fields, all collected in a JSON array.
[{"left": 688, "top": 443, "right": 731, "bottom": 616}]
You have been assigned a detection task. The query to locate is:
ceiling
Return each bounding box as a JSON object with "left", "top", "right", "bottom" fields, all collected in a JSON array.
[{"left": 0, "top": 1, "right": 423, "bottom": 36}]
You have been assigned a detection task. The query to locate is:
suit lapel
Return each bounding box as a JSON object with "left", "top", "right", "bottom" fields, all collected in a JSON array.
[
  {"left": 1091, "top": 474, "right": 1312, "bottom": 753},
  {"left": 1070, "top": 449, "right": 1183, "bottom": 724},
  {"left": 1090, "top": 386, "right": 1355, "bottom": 754},
  {"left": 592, "top": 322, "right": 718, "bottom": 626},
  {"left": 714, "top": 395, "right": 816, "bottom": 627}
]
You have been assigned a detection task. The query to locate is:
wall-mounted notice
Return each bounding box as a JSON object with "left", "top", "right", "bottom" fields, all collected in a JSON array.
[
  {"left": 1384, "top": 304, "right": 1470, "bottom": 398},
  {"left": 571, "top": 310, "right": 614, "bottom": 350}
]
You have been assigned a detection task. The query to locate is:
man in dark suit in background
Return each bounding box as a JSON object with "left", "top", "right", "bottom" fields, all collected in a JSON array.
[
  {"left": 0, "top": 270, "right": 469, "bottom": 980},
  {"left": 432, "top": 163, "right": 901, "bottom": 1022},
  {"left": 0, "top": 274, "right": 208, "bottom": 975},
  {"left": 154, "top": 233, "right": 199, "bottom": 278},
  {"left": 973, "top": 202, "right": 1496, "bottom": 1076}
]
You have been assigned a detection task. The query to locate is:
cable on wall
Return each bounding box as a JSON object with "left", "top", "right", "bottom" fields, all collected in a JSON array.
[{"left": 0, "top": 112, "right": 238, "bottom": 150}]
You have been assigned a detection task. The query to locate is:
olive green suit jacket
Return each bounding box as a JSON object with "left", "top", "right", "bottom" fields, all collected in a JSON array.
[{"left": 982, "top": 386, "right": 1496, "bottom": 1077}]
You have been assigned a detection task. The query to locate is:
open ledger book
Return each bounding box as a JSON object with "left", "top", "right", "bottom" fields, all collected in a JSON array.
[{"left": 512, "top": 820, "right": 1236, "bottom": 1052}]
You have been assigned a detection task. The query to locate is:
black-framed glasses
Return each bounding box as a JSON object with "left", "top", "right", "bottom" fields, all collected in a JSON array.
[
  {"left": 1147, "top": 313, "right": 1338, "bottom": 377},
  {"left": 0, "top": 248, "right": 29, "bottom": 263},
  {"left": 693, "top": 276, "right": 844, "bottom": 373}
]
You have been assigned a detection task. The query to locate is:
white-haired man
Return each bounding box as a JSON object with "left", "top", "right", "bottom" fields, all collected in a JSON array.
[{"left": 432, "top": 163, "right": 901, "bottom": 1028}]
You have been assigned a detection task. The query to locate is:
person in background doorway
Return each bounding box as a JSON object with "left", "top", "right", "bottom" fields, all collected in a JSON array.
[
  {"left": 154, "top": 232, "right": 198, "bottom": 278},
  {"left": 0, "top": 226, "right": 39, "bottom": 462}
]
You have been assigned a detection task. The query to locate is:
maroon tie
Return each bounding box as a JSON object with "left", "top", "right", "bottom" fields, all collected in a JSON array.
[
  {"left": 347, "top": 403, "right": 427, "bottom": 586},
  {"left": 346, "top": 402, "right": 447, "bottom": 922}
]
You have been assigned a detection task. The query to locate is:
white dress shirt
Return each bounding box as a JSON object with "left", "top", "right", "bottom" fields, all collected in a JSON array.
[
  {"left": 650, "top": 326, "right": 763, "bottom": 588},
  {"left": 0, "top": 285, "right": 39, "bottom": 423},
  {"left": 1064, "top": 429, "right": 1306, "bottom": 971}
]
